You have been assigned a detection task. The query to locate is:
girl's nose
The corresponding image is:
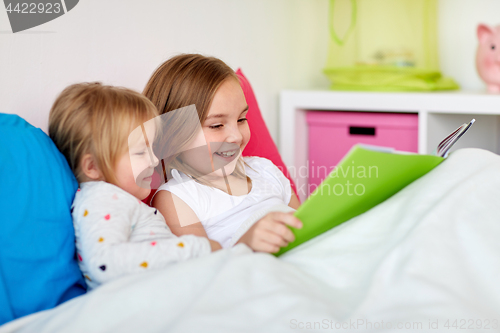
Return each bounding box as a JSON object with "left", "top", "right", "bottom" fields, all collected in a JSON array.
[
  {"left": 226, "top": 125, "right": 243, "bottom": 144},
  {"left": 150, "top": 150, "right": 159, "bottom": 167}
]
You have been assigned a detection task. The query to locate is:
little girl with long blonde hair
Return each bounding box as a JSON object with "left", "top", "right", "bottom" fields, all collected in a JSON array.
[{"left": 144, "top": 54, "right": 302, "bottom": 253}]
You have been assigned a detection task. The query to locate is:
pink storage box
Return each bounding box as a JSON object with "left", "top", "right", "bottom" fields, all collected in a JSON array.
[{"left": 306, "top": 111, "right": 418, "bottom": 193}]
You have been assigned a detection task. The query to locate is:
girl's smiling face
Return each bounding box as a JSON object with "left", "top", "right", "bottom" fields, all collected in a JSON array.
[{"left": 180, "top": 78, "right": 250, "bottom": 178}]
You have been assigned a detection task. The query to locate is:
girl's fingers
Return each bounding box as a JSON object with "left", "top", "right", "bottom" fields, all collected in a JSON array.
[
  {"left": 263, "top": 221, "right": 295, "bottom": 243},
  {"left": 280, "top": 228, "right": 295, "bottom": 243},
  {"left": 248, "top": 212, "right": 304, "bottom": 252},
  {"left": 269, "top": 212, "right": 303, "bottom": 229},
  {"left": 256, "top": 223, "right": 291, "bottom": 248},
  {"left": 265, "top": 232, "right": 288, "bottom": 247},
  {"left": 260, "top": 213, "right": 301, "bottom": 242},
  {"left": 252, "top": 225, "right": 288, "bottom": 250},
  {"left": 257, "top": 240, "right": 281, "bottom": 254}
]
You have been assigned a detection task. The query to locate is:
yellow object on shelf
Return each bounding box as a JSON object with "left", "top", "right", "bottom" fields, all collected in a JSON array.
[{"left": 324, "top": 0, "right": 459, "bottom": 91}]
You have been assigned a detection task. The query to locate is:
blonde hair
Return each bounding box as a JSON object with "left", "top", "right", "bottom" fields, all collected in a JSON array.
[
  {"left": 49, "top": 82, "right": 159, "bottom": 185},
  {"left": 143, "top": 54, "right": 246, "bottom": 183}
]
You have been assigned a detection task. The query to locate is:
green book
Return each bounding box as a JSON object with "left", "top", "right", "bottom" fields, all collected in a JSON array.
[{"left": 275, "top": 119, "right": 475, "bottom": 256}]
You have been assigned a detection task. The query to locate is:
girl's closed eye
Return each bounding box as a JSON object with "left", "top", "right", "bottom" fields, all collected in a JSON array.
[
  {"left": 134, "top": 148, "right": 148, "bottom": 156},
  {"left": 209, "top": 123, "right": 223, "bottom": 130},
  {"left": 208, "top": 117, "right": 247, "bottom": 129}
]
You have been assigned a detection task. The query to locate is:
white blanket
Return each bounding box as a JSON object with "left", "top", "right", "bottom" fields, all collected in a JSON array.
[{"left": 2, "top": 148, "right": 500, "bottom": 333}]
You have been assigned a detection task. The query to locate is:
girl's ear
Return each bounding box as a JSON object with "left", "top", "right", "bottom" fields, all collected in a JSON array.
[{"left": 80, "top": 154, "right": 103, "bottom": 180}]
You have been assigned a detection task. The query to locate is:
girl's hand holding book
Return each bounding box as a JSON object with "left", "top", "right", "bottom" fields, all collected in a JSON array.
[{"left": 236, "top": 212, "right": 303, "bottom": 253}]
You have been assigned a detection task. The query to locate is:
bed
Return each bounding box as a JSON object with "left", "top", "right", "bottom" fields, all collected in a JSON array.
[
  {"left": 2, "top": 68, "right": 499, "bottom": 332},
  {"left": 1, "top": 146, "right": 499, "bottom": 332}
]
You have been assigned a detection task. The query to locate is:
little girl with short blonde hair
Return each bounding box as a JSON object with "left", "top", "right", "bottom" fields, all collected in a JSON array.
[{"left": 49, "top": 82, "right": 220, "bottom": 290}]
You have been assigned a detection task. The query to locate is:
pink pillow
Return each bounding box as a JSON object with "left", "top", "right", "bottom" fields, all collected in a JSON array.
[{"left": 237, "top": 69, "right": 297, "bottom": 196}]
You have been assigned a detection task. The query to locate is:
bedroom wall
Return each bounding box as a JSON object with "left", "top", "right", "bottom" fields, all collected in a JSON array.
[
  {"left": 0, "top": 0, "right": 330, "bottom": 139},
  {"left": 0, "top": 0, "right": 499, "bottom": 140}
]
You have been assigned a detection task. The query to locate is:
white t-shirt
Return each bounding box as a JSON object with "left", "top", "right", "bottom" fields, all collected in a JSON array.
[{"left": 155, "top": 156, "right": 292, "bottom": 248}]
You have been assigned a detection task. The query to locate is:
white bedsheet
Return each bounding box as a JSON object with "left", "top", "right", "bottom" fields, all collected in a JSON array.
[{"left": 2, "top": 148, "right": 499, "bottom": 333}]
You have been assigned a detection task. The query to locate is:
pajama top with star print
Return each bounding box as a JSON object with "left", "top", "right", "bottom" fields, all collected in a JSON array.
[{"left": 71, "top": 181, "right": 212, "bottom": 290}]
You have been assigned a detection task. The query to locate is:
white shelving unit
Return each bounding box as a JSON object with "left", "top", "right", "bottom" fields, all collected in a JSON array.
[{"left": 279, "top": 90, "right": 500, "bottom": 201}]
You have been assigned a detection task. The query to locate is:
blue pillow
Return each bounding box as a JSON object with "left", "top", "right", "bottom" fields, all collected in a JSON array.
[{"left": 0, "top": 114, "right": 86, "bottom": 325}]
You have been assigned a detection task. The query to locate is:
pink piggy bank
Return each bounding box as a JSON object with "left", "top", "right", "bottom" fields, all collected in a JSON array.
[{"left": 476, "top": 24, "right": 500, "bottom": 93}]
